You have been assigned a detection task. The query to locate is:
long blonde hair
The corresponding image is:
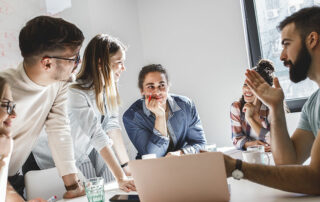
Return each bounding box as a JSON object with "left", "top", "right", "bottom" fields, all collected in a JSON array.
[{"left": 72, "top": 34, "right": 126, "bottom": 114}]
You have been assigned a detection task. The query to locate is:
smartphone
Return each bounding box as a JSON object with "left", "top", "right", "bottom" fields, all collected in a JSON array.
[{"left": 109, "top": 194, "right": 140, "bottom": 202}]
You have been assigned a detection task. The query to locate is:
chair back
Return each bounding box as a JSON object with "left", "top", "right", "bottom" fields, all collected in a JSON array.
[{"left": 24, "top": 167, "right": 65, "bottom": 200}]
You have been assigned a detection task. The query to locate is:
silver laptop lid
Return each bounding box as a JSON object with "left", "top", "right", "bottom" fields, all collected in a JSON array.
[{"left": 130, "top": 152, "right": 230, "bottom": 202}]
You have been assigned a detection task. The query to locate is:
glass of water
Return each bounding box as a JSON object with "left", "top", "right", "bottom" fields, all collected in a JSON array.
[{"left": 83, "top": 177, "right": 105, "bottom": 202}]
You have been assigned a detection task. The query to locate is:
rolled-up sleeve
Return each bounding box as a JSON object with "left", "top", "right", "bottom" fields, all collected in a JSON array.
[
  {"left": 123, "top": 109, "right": 170, "bottom": 157},
  {"left": 45, "top": 82, "right": 77, "bottom": 176},
  {"left": 181, "top": 101, "right": 206, "bottom": 154},
  {"left": 105, "top": 111, "right": 121, "bottom": 132},
  {"left": 68, "top": 88, "right": 113, "bottom": 153},
  {"left": 230, "top": 102, "right": 252, "bottom": 150}
]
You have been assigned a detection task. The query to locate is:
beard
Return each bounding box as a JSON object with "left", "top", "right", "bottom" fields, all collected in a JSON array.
[{"left": 284, "top": 43, "right": 312, "bottom": 83}]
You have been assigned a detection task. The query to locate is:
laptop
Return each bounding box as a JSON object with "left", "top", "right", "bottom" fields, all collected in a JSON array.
[{"left": 129, "top": 152, "right": 230, "bottom": 202}]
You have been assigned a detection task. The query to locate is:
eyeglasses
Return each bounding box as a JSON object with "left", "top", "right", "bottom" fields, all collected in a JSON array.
[
  {"left": 0, "top": 101, "right": 16, "bottom": 115},
  {"left": 44, "top": 54, "right": 81, "bottom": 66}
]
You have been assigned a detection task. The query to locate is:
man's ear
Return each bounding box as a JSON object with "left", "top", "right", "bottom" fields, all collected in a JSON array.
[
  {"left": 306, "top": 31, "right": 319, "bottom": 50},
  {"left": 40, "top": 57, "right": 52, "bottom": 70}
]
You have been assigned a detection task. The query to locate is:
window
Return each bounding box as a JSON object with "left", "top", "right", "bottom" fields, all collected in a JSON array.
[{"left": 242, "top": 0, "right": 319, "bottom": 112}]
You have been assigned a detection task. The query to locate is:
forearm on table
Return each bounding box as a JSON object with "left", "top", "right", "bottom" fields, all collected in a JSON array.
[
  {"left": 270, "top": 104, "right": 296, "bottom": 164},
  {"left": 108, "top": 129, "right": 130, "bottom": 164},
  {"left": 99, "top": 146, "right": 125, "bottom": 181},
  {"left": 242, "top": 163, "right": 320, "bottom": 195}
]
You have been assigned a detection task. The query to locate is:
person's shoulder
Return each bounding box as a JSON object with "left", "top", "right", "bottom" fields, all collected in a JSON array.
[
  {"left": 0, "top": 67, "right": 18, "bottom": 80},
  {"left": 231, "top": 101, "right": 241, "bottom": 109},
  {"left": 67, "top": 86, "right": 90, "bottom": 100},
  {"left": 123, "top": 98, "right": 144, "bottom": 117},
  {"left": 303, "top": 89, "right": 320, "bottom": 107},
  {"left": 171, "top": 94, "right": 193, "bottom": 105},
  {"left": 309, "top": 89, "right": 320, "bottom": 101}
]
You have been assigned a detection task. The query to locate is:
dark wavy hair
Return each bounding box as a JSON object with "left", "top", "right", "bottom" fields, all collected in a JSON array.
[
  {"left": 19, "top": 16, "right": 84, "bottom": 64},
  {"left": 239, "top": 59, "right": 275, "bottom": 111},
  {"left": 138, "top": 64, "right": 169, "bottom": 90},
  {"left": 278, "top": 6, "right": 320, "bottom": 41}
]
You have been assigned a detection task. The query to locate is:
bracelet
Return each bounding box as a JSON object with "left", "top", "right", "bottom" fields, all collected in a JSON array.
[
  {"left": 65, "top": 179, "right": 81, "bottom": 191},
  {"left": 121, "top": 162, "right": 128, "bottom": 168}
]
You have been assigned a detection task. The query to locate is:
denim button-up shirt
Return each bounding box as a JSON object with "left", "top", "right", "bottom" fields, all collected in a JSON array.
[{"left": 123, "top": 94, "right": 206, "bottom": 158}]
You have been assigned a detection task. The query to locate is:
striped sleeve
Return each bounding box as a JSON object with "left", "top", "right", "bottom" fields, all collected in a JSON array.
[{"left": 230, "top": 102, "right": 252, "bottom": 150}]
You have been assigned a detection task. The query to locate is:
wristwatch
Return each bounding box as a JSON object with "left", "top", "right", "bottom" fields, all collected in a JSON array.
[
  {"left": 65, "top": 179, "right": 81, "bottom": 191},
  {"left": 232, "top": 159, "right": 244, "bottom": 180},
  {"left": 121, "top": 162, "right": 128, "bottom": 168}
]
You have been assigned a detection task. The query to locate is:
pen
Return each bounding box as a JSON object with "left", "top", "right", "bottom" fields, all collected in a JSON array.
[
  {"left": 47, "top": 196, "right": 57, "bottom": 202},
  {"left": 148, "top": 95, "right": 151, "bottom": 102}
]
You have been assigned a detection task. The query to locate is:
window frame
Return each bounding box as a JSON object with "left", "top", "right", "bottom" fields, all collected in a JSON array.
[{"left": 241, "top": 0, "right": 307, "bottom": 113}]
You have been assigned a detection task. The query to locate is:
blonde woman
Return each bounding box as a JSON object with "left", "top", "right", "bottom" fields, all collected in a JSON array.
[{"left": 30, "top": 34, "right": 135, "bottom": 192}]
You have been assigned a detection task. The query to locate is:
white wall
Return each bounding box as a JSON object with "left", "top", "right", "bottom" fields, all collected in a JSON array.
[
  {"left": 136, "top": 0, "right": 249, "bottom": 147},
  {"left": 0, "top": 0, "right": 301, "bottom": 151}
]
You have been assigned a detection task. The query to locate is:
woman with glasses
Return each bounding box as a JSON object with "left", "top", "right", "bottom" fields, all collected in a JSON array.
[
  {"left": 0, "top": 76, "right": 16, "bottom": 201},
  {"left": 0, "top": 77, "right": 45, "bottom": 202},
  {"left": 230, "top": 59, "right": 275, "bottom": 152},
  {"left": 123, "top": 64, "right": 207, "bottom": 159}
]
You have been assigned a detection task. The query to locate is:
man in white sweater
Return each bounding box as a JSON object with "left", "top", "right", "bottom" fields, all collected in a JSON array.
[{"left": 1, "top": 16, "right": 85, "bottom": 200}]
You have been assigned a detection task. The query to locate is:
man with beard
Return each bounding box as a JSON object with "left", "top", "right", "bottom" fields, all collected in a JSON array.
[
  {"left": 223, "top": 6, "right": 320, "bottom": 194},
  {"left": 1, "top": 16, "right": 86, "bottom": 200}
]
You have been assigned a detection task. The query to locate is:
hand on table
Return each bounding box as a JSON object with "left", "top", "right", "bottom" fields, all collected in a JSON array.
[
  {"left": 244, "top": 140, "right": 271, "bottom": 152},
  {"left": 63, "top": 184, "right": 86, "bottom": 199},
  {"left": 118, "top": 178, "right": 136, "bottom": 192},
  {"left": 165, "top": 150, "right": 183, "bottom": 157},
  {"left": 245, "top": 70, "right": 284, "bottom": 109}
]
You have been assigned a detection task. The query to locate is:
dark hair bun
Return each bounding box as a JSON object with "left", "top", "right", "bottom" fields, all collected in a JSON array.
[
  {"left": 257, "top": 59, "right": 274, "bottom": 74},
  {"left": 254, "top": 59, "right": 275, "bottom": 86}
]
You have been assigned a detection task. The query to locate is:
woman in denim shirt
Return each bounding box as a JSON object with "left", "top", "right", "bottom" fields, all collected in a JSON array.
[{"left": 123, "top": 64, "right": 207, "bottom": 158}]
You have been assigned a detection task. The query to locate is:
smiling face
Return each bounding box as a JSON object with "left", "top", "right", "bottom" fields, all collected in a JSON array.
[
  {"left": 141, "top": 72, "right": 169, "bottom": 105},
  {"left": 242, "top": 82, "right": 255, "bottom": 103},
  {"left": 0, "top": 84, "right": 16, "bottom": 132},
  {"left": 110, "top": 49, "right": 126, "bottom": 82}
]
